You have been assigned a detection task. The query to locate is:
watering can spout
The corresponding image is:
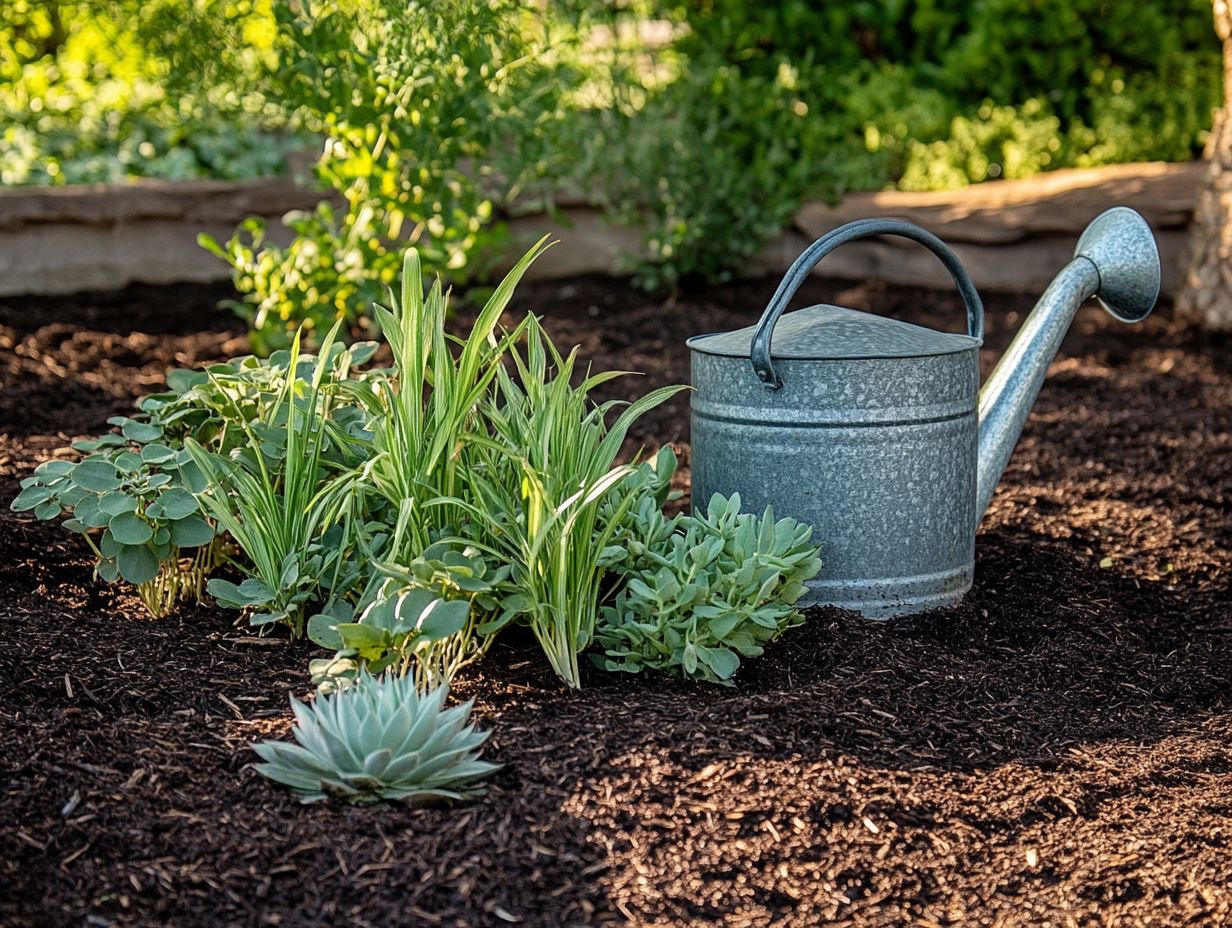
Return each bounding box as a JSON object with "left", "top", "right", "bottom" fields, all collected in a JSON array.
[{"left": 975, "top": 207, "right": 1161, "bottom": 520}]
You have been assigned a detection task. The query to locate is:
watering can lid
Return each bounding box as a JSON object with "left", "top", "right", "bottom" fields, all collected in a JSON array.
[{"left": 687, "top": 304, "right": 981, "bottom": 361}]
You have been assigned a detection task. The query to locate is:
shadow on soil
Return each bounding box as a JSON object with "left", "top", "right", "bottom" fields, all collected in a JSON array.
[
  {"left": 0, "top": 515, "right": 619, "bottom": 927},
  {"left": 555, "top": 531, "right": 1232, "bottom": 777}
]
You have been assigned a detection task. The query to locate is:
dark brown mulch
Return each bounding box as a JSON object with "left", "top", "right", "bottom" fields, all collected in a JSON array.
[{"left": 1, "top": 272, "right": 1230, "bottom": 927}]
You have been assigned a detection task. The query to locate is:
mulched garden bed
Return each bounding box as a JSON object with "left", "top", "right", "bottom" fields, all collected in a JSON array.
[{"left": 1, "top": 272, "right": 1230, "bottom": 927}]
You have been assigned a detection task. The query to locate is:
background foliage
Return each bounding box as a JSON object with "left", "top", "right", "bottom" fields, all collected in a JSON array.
[
  {"left": 0, "top": 0, "right": 296, "bottom": 186},
  {"left": 2, "top": 0, "right": 1222, "bottom": 300},
  {"left": 595, "top": 0, "right": 1221, "bottom": 284},
  {"left": 201, "top": 0, "right": 572, "bottom": 350}
]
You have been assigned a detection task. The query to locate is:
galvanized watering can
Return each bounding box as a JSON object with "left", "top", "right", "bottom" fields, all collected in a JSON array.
[{"left": 687, "top": 207, "right": 1161, "bottom": 618}]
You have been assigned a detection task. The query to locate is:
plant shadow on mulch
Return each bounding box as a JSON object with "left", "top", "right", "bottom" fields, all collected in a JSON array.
[{"left": 1, "top": 272, "right": 1230, "bottom": 927}]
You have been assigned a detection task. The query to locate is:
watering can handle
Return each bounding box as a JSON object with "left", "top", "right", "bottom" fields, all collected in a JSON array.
[{"left": 750, "top": 219, "right": 985, "bottom": 389}]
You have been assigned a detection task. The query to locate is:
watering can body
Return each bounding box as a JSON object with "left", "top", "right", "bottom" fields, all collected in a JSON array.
[{"left": 687, "top": 209, "right": 1160, "bottom": 619}]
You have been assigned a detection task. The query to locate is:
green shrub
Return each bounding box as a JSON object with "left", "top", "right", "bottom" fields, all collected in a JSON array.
[
  {"left": 202, "top": 0, "right": 572, "bottom": 351},
  {"left": 592, "top": 56, "right": 872, "bottom": 288},
  {"left": 897, "top": 99, "right": 1069, "bottom": 190},
  {"left": 601, "top": 0, "right": 1220, "bottom": 283},
  {"left": 596, "top": 491, "right": 821, "bottom": 685},
  {"left": 5, "top": 0, "right": 1221, "bottom": 302},
  {"left": 199, "top": 205, "right": 394, "bottom": 355}
]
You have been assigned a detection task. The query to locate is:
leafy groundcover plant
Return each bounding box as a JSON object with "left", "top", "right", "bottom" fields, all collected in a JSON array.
[
  {"left": 308, "top": 541, "right": 511, "bottom": 695},
  {"left": 254, "top": 670, "right": 498, "bottom": 805},
  {"left": 596, "top": 490, "right": 822, "bottom": 685},
  {"left": 10, "top": 419, "right": 217, "bottom": 616},
  {"left": 8, "top": 337, "right": 379, "bottom": 617}
]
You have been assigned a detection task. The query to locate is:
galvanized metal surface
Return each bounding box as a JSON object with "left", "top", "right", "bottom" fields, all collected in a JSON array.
[
  {"left": 746, "top": 219, "right": 985, "bottom": 388},
  {"left": 974, "top": 259, "right": 1100, "bottom": 518},
  {"left": 687, "top": 208, "right": 1161, "bottom": 619},
  {"left": 976, "top": 207, "right": 1161, "bottom": 517},
  {"left": 690, "top": 304, "right": 980, "bottom": 361},
  {"left": 689, "top": 219, "right": 986, "bottom": 618},
  {"left": 691, "top": 350, "right": 980, "bottom": 617},
  {"left": 1073, "top": 206, "right": 1162, "bottom": 323}
]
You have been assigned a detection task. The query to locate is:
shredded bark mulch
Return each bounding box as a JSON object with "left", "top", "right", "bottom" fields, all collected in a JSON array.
[{"left": 1, "top": 273, "right": 1230, "bottom": 927}]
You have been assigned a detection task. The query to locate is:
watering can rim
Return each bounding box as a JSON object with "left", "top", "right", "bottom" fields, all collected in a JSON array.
[{"left": 686, "top": 302, "right": 983, "bottom": 363}]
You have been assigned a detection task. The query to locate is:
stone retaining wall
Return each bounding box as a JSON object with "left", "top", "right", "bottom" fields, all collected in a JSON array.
[
  {"left": 0, "top": 162, "right": 1204, "bottom": 298},
  {"left": 787, "top": 162, "right": 1201, "bottom": 298}
]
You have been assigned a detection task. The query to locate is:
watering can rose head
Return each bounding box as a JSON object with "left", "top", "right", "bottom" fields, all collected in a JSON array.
[{"left": 686, "top": 207, "right": 1160, "bottom": 619}]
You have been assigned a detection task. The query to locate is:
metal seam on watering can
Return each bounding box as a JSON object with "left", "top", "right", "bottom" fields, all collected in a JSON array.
[
  {"left": 687, "top": 208, "right": 1161, "bottom": 619},
  {"left": 691, "top": 405, "right": 974, "bottom": 429}
]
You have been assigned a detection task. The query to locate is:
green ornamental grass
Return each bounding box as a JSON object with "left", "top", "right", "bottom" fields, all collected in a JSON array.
[
  {"left": 356, "top": 239, "right": 548, "bottom": 557},
  {"left": 454, "top": 316, "right": 686, "bottom": 688},
  {"left": 187, "top": 320, "right": 360, "bottom": 636}
]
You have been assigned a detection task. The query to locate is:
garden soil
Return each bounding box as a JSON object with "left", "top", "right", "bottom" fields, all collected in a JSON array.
[{"left": 1, "top": 273, "right": 1230, "bottom": 927}]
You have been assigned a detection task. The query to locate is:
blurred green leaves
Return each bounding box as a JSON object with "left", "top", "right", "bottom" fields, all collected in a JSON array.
[
  {"left": 0, "top": 0, "right": 298, "bottom": 186},
  {"left": 589, "top": 0, "right": 1221, "bottom": 285},
  {"left": 203, "top": 0, "right": 574, "bottom": 352},
  {"left": 5, "top": 1, "right": 1221, "bottom": 310}
]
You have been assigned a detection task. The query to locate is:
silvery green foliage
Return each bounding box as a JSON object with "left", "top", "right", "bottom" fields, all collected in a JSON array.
[
  {"left": 305, "top": 587, "right": 469, "bottom": 695},
  {"left": 10, "top": 419, "right": 214, "bottom": 591},
  {"left": 253, "top": 670, "right": 499, "bottom": 805},
  {"left": 307, "top": 542, "right": 513, "bottom": 695},
  {"left": 596, "top": 445, "right": 681, "bottom": 574},
  {"left": 595, "top": 492, "right": 822, "bottom": 685},
  {"left": 137, "top": 341, "right": 379, "bottom": 461},
  {"left": 9, "top": 339, "right": 379, "bottom": 612}
]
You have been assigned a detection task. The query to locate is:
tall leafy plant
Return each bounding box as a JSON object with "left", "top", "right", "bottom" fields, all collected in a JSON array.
[
  {"left": 457, "top": 318, "right": 686, "bottom": 688},
  {"left": 355, "top": 238, "right": 550, "bottom": 558},
  {"left": 592, "top": 55, "right": 858, "bottom": 289},
  {"left": 186, "top": 321, "right": 362, "bottom": 636},
  {"left": 295, "top": 241, "right": 552, "bottom": 687}
]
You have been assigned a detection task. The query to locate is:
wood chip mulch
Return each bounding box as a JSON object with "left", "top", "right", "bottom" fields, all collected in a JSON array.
[{"left": 1, "top": 273, "right": 1229, "bottom": 927}]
